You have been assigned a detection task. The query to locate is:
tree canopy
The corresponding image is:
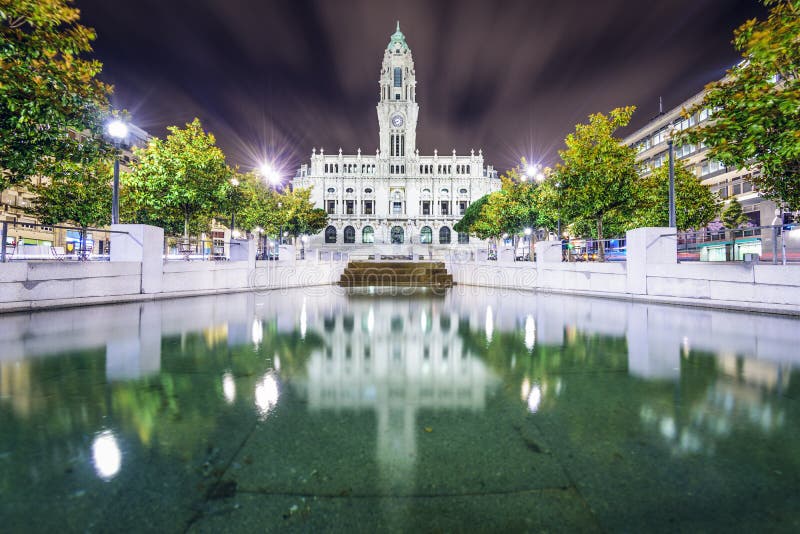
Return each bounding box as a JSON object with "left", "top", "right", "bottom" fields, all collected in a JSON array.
[
  {"left": 453, "top": 161, "right": 552, "bottom": 241},
  {"left": 30, "top": 159, "right": 112, "bottom": 228},
  {"left": 681, "top": 0, "right": 800, "bottom": 209},
  {"left": 631, "top": 162, "right": 721, "bottom": 231},
  {"left": 0, "top": 0, "right": 112, "bottom": 191},
  {"left": 123, "top": 118, "right": 231, "bottom": 237},
  {"left": 553, "top": 107, "right": 639, "bottom": 259}
]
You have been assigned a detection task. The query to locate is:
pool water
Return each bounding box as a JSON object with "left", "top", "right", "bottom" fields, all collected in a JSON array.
[{"left": 1, "top": 287, "right": 799, "bottom": 532}]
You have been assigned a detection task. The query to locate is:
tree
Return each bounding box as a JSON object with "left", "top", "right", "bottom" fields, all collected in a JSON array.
[
  {"left": 281, "top": 188, "right": 328, "bottom": 239},
  {"left": 721, "top": 198, "right": 752, "bottom": 261},
  {"left": 721, "top": 198, "right": 750, "bottom": 229},
  {"left": 454, "top": 194, "right": 500, "bottom": 240},
  {"left": 454, "top": 161, "right": 554, "bottom": 248},
  {"left": 123, "top": 118, "right": 231, "bottom": 238},
  {"left": 632, "top": 162, "right": 722, "bottom": 230},
  {"left": 30, "top": 159, "right": 112, "bottom": 254},
  {"left": 553, "top": 107, "right": 640, "bottom": 260},
  {"left": 682, "top": 0, "right": 800, "bottom": 209},
  {"left": 0, "top": 0, "right": 112, "bottom": 191},
  {"left": 233, "top": 173, "right": 283, "bottom": 236}
]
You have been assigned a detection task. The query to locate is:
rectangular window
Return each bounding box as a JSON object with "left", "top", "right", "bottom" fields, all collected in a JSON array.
[
  {"left": 394, "top": 67, "right": 402, "bottom": 87},
  {"left": 364, "top": 200, "right": 373, "bottom": 215},
  {"left": 742, "top": 181, "right": 752, "bottom": 193},
  {"left": 732, "top": 183, "right": 741, "bottom": 195},
  {"left": 393, "top": 201, "right": 402, "bottom": 214},
  {"left": 327, "top": 200, "right": 336, "bottom": 214},
  {"left": 440, "top": 201, "right": 449, "bottom": 216},
  {"left": 459, "top": 201, "right": 468, "bottom": 215},
  {"left": 346, "top": 200, "right": 354, "bottom": 215},
  {"left": 422, "top": 201, "right": 431, "bottom": 215}
]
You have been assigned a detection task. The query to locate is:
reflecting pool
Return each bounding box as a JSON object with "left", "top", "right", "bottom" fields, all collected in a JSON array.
[{"left": 1, "top": 287, "right": 799, "bottom": 532}]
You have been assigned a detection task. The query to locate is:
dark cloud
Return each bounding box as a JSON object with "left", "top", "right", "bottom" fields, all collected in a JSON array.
[{"left": 77, "top": 0, "right": 766, "bottom": 173}]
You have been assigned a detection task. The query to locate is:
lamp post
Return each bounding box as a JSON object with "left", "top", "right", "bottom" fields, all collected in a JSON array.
[
  {"left": 667, "top": 139, "right": 676, "bottom": 228},
  {"left": 258, "top": 162, "right": 282, "bottom": 255},
  {"left": 229, "top": 177, "right": 240, "bottom": 237},
  {"left": 106, "top": 119, "right": 129, "bottom": 225}
]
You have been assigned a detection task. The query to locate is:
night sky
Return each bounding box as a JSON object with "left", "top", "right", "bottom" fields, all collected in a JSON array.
[{"left": 77, "top": 0, "right": 766, "bottom": 176}]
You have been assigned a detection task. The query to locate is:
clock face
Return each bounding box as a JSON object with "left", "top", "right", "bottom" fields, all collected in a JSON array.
[{"left": 391, "top": 114, "right": 404, "bottom": 128}]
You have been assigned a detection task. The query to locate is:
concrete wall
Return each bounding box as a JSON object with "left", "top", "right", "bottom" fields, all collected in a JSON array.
[
  {"left": 0, "top": 225, "right": 347, "bottom": 313},
  {"left": 447, "top": 227, "right": 800, "bottom": 316}
]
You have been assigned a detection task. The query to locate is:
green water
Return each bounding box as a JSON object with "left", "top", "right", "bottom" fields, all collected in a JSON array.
[{"left": 1, "top": 287, "right": 798, "bottom": 532}]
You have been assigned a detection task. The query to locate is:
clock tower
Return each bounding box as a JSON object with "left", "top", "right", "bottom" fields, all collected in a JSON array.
[{"left": 377, "top": 22, "right": 419, "bottom": 159}]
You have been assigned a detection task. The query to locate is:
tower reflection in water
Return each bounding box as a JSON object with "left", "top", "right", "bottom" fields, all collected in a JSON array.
[{"left": 291, "top": 295, "right": 500, "bottom": 494}]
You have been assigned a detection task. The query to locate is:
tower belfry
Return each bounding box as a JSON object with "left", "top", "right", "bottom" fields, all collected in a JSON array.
[{"left": 377, "top": 21, "right": 419, "bottom": 157}]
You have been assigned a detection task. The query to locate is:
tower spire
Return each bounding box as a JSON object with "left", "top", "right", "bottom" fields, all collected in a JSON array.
[{"left": 397, "top": 20, "right": 400, "bottom": 32}]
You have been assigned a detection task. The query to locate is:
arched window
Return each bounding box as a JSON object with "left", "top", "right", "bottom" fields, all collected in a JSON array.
[
  {"left": 345, "top": 187, "right": 354, "bottom": 194},
  {"left": 459, "top": 188, "right": 468, "bottom": 194},
  {"left": 362, "top": 226, "right": 374, "bottom": 244},
  {"left": 420, "top": 226, "right": 432, "bottom": 244},
  {"left": 364, "top": 188, "right": 373, "bottom": 194},
  {"left": 439, "top": 226, "right": 451, "bottom": 244},
  {"left": 391, "top": 226, "right": 404, "bottom": 244},
  {"left": 344, "top": 226, "right": 355, "bottom": 244},
  {"left": 327, "top": 187, "right": 335, "bottom": 194},
  {"left": 441, "top": 188, "right": 449, "bottom": 194},
  {"left": 458, "top": 232, "right": 470, "bottom": 244},
  {"left": 325, "top": 226, "right": 337, "bottom": 244}
]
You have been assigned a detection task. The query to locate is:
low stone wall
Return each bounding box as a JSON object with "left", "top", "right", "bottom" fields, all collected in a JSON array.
[
  {"left": 448, "top": 227, "right": 800, "bottom": 316},
  {"left": 0, "top": 224, "right": 347, "bottom": 313},
  {"left": 0, "top": 261, "right": 142, "bottom": 310}
]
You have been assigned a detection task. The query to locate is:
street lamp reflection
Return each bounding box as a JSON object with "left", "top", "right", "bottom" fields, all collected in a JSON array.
[
  {"left": 524, "top": 315, "right": 536, "bottom": 351},
  {"left": 527, "top": 385, "right": 542, "bottom": 413},
  {"left": 92, "top": 430, "right": 121, "bottom": 480},
  {"left": 485, "top": 306, "right": 494, "bottom": 343},
  {"left": 222, "top": 372, "right": 236, "bottom": 404},
  {"left": 254, "top": 372, "right": 279, "bottom": 418}
]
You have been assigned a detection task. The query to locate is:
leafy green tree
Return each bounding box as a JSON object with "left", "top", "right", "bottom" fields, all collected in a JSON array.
[
  {"left": 721, "top": 198, "right": 750, "bottom": 229},
  {"left": 29, "top": 159, "right": 112, "bottom": 228},
  {"left": 632, "top": 162, "right": 722, "bottom": 230},
  {"left": 281, "top": 188, "right": 328, "bottom": 240},
  {"left": 553, "top": 107, "right": 639, "bottom": 260},
  {"left": 454, "top": 194, "right": 489, "bottom": 235},
  {"left": 682, "top": 0, "right": 800, "bottom": 209},
  {"left": 721, "top": 198, "right": 752, "bottom": 260},
  {"left": 123, "top": 118, "right": 231, "bottom": 238},
  {"left": 0, "top": 0, "right": 112, "bottom": 191},
  {"left": 454, "top": 161, "right": 554, "bottom": 246},
  {"left": 233, "top": 173, "right": 281, "bottom": 235}
]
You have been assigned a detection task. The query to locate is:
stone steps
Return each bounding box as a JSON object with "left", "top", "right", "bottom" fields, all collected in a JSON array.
[{"left": 338, "top": 261, "right": 453, "bottom": 289}]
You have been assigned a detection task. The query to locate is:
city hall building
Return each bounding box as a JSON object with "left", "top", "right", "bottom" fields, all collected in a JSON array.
[{"left": 292, "top": 23, "right": 500, "bottom": 249}]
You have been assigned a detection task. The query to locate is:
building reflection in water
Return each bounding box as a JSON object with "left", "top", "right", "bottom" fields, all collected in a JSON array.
[
  {"left": 0, "top": 288, "right": 799, "bottom": 500},
  {"left": 291, "top": 297, "right": 500, "bottom": 494}
]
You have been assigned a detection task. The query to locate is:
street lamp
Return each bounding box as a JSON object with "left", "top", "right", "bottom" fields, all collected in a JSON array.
[
  {"left": 229, "top": 177, "right": 240, "bottom": 238},
  {"left": 524, "top": 163, "right": 545, "bottom": 183},
  {"left": 667, "top": 139, "right": 676, "bottom": 228},
  {"left": 106, "top": 119, "right": 129, "bottom": 225},
  {"left": 259, "top": 162, "right": 281, "bottom": 187}
]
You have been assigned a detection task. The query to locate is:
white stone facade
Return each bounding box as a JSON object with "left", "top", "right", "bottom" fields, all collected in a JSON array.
[{"left": 292, "top": 23, "right": 500, "bottom": 248}]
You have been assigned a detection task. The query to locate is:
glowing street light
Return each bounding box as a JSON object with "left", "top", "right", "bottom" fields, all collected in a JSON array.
[
  {"left": 259, "top": 162, "right": 281, "bottom": 186},
  {"left": 106, "top": 119, "right": 130, "bottom": 225}
]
